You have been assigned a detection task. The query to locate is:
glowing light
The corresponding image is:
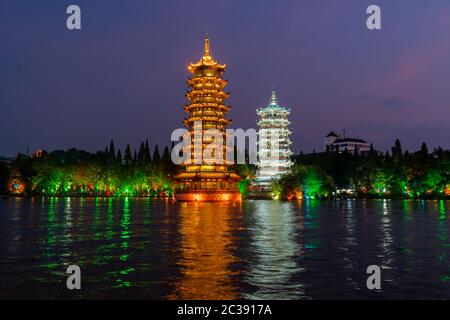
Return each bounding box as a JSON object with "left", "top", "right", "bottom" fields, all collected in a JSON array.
[
  {"left": 254, "top": 91, "right": 293, "bottom": 190},
  {"left": 445, "top": 185, "right": 450, "bottom": 196},
  {"left": 173, "top": 37, "right": 241, "bottom": 202}
]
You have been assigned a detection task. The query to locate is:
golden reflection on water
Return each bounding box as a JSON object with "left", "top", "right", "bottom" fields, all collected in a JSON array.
[{"left": 167, "top": 202, "right": 241, "bottom": 300}]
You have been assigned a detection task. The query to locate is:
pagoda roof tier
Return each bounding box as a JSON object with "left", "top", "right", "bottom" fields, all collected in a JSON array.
[
  {"left": 188, "top": 77, "right": 228, "bottom": 86},
  {"left": 257, "top": 108, "right": 291, "bottom": 115},
  {"left": 257, "top": 90, "right": 291, "bottom": 113},
  {"left": 186, "top": 100, "right": 228, "bottom": 106},
  {"left": 184, "top": 117, "right": 231, "bottom": 125},
  {"left": 185, "top": 91, "right": 230, "bottom": 100},
  {"left": 184, "top": 104, "right": 230, "bottom": 112},
  {"left": 188, "top": 38, "right": 226, "bottom": 72},
  {"left": 258, "top": 123, "right": 291, "bottom": 127},
  {"left": 174, "top": 172, "right": 241, "bottom": 181}
]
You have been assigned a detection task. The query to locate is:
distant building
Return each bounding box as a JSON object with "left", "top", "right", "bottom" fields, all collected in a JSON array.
[
  {"left": 31, "top": 149, "right": 44, "bottom": 158},
  {"left": 325, "top": 131, "right": 339, "bottom": 147},
  {"left": 325, "top": 131, "right": 370, "bottom": 154},
  {"left": 0, "top": 156, "right": 13, "bottom": 165}
]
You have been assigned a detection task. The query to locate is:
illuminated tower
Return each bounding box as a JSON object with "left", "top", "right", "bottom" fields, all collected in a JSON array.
[
  {"left": 254, "top": 91, "right": 293, "bottom": 190},
  {"left": 174, "top": 37, "right": 241, "bottom": 202}
]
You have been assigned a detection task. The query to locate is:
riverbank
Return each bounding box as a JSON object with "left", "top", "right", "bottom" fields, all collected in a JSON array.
[{"left": 2, "top": 194, "right": 450, "bottom": 201}]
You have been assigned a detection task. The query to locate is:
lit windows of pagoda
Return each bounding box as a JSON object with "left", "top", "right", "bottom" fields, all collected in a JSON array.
[
  {"left": 174, "top": 37, "right": 241, "bottom": 202},
  {"left": 254, "top": 91, "right": 293, "bottom": 190}
]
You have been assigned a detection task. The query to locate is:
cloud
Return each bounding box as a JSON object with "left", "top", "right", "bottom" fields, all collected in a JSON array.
[{"left": 360, "top": 94, "right": 413, "bottom": 110}]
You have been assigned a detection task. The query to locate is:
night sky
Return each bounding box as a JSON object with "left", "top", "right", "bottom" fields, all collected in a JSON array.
[{"left": 1, "top": 0, "right": 450, "bottom": 157}]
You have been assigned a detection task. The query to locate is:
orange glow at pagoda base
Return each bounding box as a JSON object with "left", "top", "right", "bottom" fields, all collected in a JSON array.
[
  {"left": 445, "top": 185, "right": 450, "bottom": 196},
  {"left": 175, "top": 191, "right": 242, "bottom": 202},
  {"left": 166, "top": 202, "right": 242, "bottom": 299},
  {"left": 286, "top": 189, "right": 303, "bottom": 201}
]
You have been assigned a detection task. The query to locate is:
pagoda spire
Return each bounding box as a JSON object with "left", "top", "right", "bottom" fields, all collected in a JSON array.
[
  {"left": 269, "top": 90, "right": 278, "bottom": 106},
  {"left": 204, "top": 36, "right": 211, "bottom": 58},
  {"left": 189, "top": 36, "right": 226, "bottom": 70}
]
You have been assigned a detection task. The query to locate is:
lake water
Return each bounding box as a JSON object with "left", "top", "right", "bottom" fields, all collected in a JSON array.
[{"left": 0, "top": 198, "right": 449, "bottom": 299}]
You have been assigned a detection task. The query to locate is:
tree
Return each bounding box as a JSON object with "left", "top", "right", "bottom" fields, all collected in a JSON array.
[
  {"left": 137, "top": 142, "right": 145, "bottom": 164},
  {"left": 145, "top": 140, "right": 152, "bottom": 163},
  {"left": 273, "top": 164, "right": 334, "bottom": 200},
  {"left": 108, "top": 140, "right": 116, "bottom": 164},
  {"left": 124, "top": 144, "right": 132, "bottom": 166},
  {"left": 161, "top": 146, "right": 170, "bottom": 163},
  {"left": 392, "top": 139, "right": 402, "bottom": 159},
  {"left": 161, "top": 145, "right": 175, "bottom": 173},
  {"left": 420, "top": 142, "right": 428, "bottom": 156},
  {"left": 116, "top": 150, "right": 123, "bottom": 165},
  {"left": 153, "top": 145, "right": 161, "bottom": 165},
  {"left": 0, "top": 161, "right": 10, "bottom": 194},
  {"left": 436, "top": 147, "right": 444, "bottom": 160}
]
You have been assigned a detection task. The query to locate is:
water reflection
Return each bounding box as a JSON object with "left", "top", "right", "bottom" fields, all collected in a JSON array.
[
  {"left": 243, "top": 201, "right": 304, "bottom": 299},
  {"left": 379, "top": 200, "right": 393, "bottom": 268},
  {"left": 113, "top": 197, "right": 133, "bottom": 288},
  {"left": 340, "top": 199, "right": 358, "bottom": 291},
  {"left": 167, "top": 202, "right": 240, "bottom": 299},
  {"left": 437, "top": 200, "right": 449, "bottom": 283},
  {"left": 1, "top": 198, "right": 450, "bottom": 299}
]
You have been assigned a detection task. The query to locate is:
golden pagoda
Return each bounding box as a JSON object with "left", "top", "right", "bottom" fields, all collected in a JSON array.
[{"left": 174, "top": 37, "right": 241, "bottom": 202}]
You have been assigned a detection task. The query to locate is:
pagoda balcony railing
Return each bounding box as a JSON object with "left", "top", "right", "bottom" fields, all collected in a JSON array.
[
  {"left": 187, "top": 90, "right": 229, "bottom": 97},
  {"left": 175, "top": 182, "right": 240, "bottom": 192},
  {"left": 184, "top": 117, "right": 230, "bottom": 123},
  {"left": 185, "top": 103, "right": 229, "bottom": 109},
  {"left": 190, "top": 112, "right": 225, "bottom": 118},
  {"left": 190, "top": 78, "right": 226, "bottom": 84}
]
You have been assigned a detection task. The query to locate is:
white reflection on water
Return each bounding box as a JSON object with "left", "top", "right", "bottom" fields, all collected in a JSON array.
[
  {"left": 379, "top": 199, "right": 395, "bottom": 287},
  {"left": 243, "top": 200, "right": 305, "bottom": 299},
  {"left": 342, "top": 199, "right": 358, "bottom": 290},
  {"left": 380, "top": 200, "right": 393, "bottom": 258},
  {"left": 345, "top": 199, "right": 356, "bottom": 247}
]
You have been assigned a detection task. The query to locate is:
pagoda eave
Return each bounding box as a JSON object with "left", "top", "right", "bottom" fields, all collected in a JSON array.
[
  {"left": 184, "top": 104, "right": 230, "bottom": 112},
  {"left": 184, "top": 117, "right": 231, "bottom": 125}
]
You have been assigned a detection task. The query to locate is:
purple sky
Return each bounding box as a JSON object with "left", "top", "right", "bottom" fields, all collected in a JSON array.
[{"left": 1, "top": 0, "right": 450, "bottom": 157}]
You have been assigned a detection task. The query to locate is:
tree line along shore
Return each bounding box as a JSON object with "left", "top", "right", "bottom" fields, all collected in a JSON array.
[{"left": 1, "top": 139, "right": 449, "bottom": 200}]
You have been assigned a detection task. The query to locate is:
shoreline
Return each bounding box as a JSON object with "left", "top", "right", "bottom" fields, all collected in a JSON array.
[{"left": 2, "top": 194, "right": 450, "bottom": 201}]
